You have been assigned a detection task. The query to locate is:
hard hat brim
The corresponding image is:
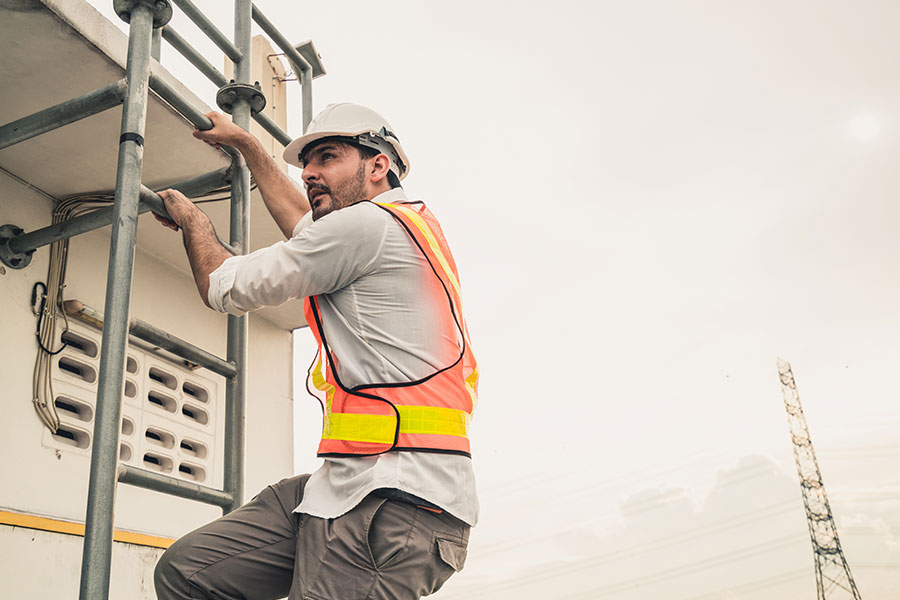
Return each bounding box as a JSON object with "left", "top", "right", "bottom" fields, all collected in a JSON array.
[{"left": 283, "top": 130, "right": 410, "bottom": 180}]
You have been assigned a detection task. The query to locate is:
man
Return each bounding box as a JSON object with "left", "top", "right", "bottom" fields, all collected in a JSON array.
[{"left": 153, "top": 103, "right": 478, "bottom": 600}]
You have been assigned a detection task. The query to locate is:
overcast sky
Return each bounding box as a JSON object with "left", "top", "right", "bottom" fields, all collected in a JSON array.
[{"left": 89, "top": 1, "right": 900, "bottom": 597}]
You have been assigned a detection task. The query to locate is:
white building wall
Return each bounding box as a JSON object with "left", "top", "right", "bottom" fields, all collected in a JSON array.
[
  {"left": 0, "top": 527, "right": 164, "bottom": 600},
  {"left": 0, "top": 159, "right": 294, "bottom": 595}
]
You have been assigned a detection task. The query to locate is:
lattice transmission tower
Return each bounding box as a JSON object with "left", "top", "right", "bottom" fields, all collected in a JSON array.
[{"left": 777, "top": 358, "right": 862, "bottom": 599}]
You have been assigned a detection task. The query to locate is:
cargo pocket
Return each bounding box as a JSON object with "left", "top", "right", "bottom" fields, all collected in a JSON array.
[{"left": 435, "top": 537, "right": 468, "bottom": 572}]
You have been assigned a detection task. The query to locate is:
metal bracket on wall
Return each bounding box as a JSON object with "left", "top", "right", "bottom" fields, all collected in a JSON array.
[
  {"left": 0, "top": 224, "right": 34, "bottom": 269},
  {"left": 216, "top": 81, "right": 267, "bottom": 116}
]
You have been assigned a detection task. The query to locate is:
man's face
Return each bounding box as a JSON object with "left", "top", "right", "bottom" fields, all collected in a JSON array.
[{"left": 301, "top": 141, "right": 368, "bottom": 221}]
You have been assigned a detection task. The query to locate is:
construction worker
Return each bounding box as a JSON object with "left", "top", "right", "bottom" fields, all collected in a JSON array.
[{"left": 152, "top": 103, "right": 478, "bottom": 599}]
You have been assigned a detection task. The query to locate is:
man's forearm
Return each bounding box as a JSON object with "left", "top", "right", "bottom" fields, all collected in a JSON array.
[
  {"left": 233, "top": 135, "right": 309, "bottom": 238},
  {"left": 181, "top": 212, "right": 233, "bottom": 308}
]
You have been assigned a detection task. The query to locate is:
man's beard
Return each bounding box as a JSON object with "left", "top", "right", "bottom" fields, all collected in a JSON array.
[{"left": 310, "top": 162, "right": 368, "bottom": 221}]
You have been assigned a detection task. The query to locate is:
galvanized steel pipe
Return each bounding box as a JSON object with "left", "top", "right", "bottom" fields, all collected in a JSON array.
[
  {"left": 161, "top": 26, "right": 229, "bottom": 87},
  {"left": 251, "top": 4, "right": 314, "bottom": 131},
  {"left": 254, "top": 111, "right": 293, "bottom": 146},
  {"left": 4, "top": 167, "right": 230, "bottom": 257},
  {"left": 250, "top": 4, "right": 312, "bottom": 74},
  {"left": 148, "top": 72, "right": 213, "bottom": 130},
  {"left": 222, "top": 0, "right": 252, "bottom": 515},
  {"left": 0, "top": 80, "right": 127, "bottom": 151},
  {"left": 118, "top": 465, "right": 234, "bottom": 508},
  {"left": 160, "top": 24, "right": 292, "bottom": 146},
  {"left": 79, "top": 4, "right": 155, "bottom": 598},
  {"left": 170, "top": 0, "right": 243, "bottom": 62},
  {"left": 300, "top": 68, "right": 313, "bottom": 132},
  {"left": 129, "top": 317, "right": 238, "bottom": 379}
]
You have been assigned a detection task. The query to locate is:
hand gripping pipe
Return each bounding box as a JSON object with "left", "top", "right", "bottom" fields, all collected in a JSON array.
[
  {"left": 79, "top": 3, "right": 157, "bottom": 599},
  {"left": 160, "top": 25, "right": 292, "bottom": 145},
  {"left": 0, "top": 168, "right": 235, "bottom": 269}
]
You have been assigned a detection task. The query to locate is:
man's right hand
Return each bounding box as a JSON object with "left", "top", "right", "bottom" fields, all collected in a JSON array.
[
  {"left": 155, "top": 189, "right": 201, "bottom": 231},
  {"left": 193, "top": 111, "right": 250, "bottom": 150}
]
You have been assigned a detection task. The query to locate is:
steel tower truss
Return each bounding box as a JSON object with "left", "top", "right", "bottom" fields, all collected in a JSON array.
[{"left": 777, "top": 359, "right": 862, "bottom": 600}]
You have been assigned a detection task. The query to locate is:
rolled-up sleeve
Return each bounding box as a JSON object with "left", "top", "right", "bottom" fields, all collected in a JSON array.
[
  {"left": 207, "top": 254, "right": 246, "bottom": 315},
  {"left": 206, "top": 203, "right": 388, "bottom": 315}
]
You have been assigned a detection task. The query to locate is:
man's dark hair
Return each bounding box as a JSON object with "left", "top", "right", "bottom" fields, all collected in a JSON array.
[{"left": 356, "top": 144, "right": 402, "bottom": 189}]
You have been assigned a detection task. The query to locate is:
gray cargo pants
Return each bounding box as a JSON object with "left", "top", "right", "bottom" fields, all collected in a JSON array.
[{"left": 153, "top": 474, "right": 469, "bottom": 599}]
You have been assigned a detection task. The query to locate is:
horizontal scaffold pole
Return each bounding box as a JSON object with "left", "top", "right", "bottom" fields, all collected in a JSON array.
[
  {"left": 137, "top": 185, "right": 239, "bottom": 255},
  {"left": 148, "top": 73, "right": 213, "bottom": 130},
  {"left": 254, "top": 111, "right": 293, "bottom": 146},
  {"left": 170, "top": 0, "right": 242, "bottom": 62},
  {"left": 129, "top": 318, "right": 238, "bottom": 379},
  {"left": 5, "top": 168, "right": 231, "bottom": 257},
  {"left": 250, "top": 5, "right": 311, "bottom": 74},
  {"left": 159, "top": 27, "right": 292, "bottom": 146},
  {"left": 118, "top": 465, "right": 235, "bottom": 508},
  {"left": 63, "top": 299, "right": 236, "bottom": 376},
  {"left": 0, "top": 80, "right": 127, "bottom": 151},
  {"left": 161, "top": 26, "right": 228, "bottom": 86}
]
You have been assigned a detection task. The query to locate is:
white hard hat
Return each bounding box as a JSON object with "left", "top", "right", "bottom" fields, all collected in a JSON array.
[{"left": 283, "top": 103, "right": 410, "bottom": 180}]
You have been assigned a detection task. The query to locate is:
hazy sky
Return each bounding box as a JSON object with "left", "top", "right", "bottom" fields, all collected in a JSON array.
[{"left": 89, "top": 1, "right": 900, "bottom": 597}]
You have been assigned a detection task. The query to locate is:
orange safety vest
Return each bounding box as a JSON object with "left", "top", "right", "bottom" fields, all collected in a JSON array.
[{"left": 303, "top": 200, "right": 479, "bottom": 458}]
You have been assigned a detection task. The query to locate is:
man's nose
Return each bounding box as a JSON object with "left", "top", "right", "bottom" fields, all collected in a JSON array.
[{"left": 302, "top": 164, "right": 319, "bottom": 184}]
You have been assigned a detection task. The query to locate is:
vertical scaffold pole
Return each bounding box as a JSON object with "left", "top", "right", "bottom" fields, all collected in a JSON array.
[
  {"left": 223, "top": 0, "right": 251, "bottom": 514},
  {"left": 79, "top": 1, "right": 170, "bottom": 598},
  {"left": 151, "top": 26, "right": 162, "bottom": 61},
  {"left": 301, "top": 67, "right": 312, "bottom": 132}
]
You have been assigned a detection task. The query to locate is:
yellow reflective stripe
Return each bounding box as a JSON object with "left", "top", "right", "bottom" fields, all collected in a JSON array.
[
  {"left": 465, "top": 366, "right": 479, "bottom": 408},
  {"left": 398, "top": 405, "right": 470, "bottom": 437},
  {"left": 321, "top": 405, "right": 471, "bottom": 443},
  {"left": 324, "top": 413, "right": 396, "bottom": 444},
  {"left": 311, "top": 351, "right": 337, "bottom": 435},
  {"left": 379, "top": 203, "right": 461, "bottom": 298}
]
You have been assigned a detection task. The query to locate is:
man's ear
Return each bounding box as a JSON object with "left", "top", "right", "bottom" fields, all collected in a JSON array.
[{"left": 369, "top": 153, "right": 392, "bottom": 184}]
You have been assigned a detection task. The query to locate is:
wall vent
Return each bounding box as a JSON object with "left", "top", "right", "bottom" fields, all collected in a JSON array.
[
  {"left": 51, "top": 424, "right": 91, "bottom": 450},
  {"left": 43, "top": 320, "right": 222, "bottom": 487},
  {"left": 148, "top": 367, "right": 177, "bottom": 390},
  {"left": 61, "top": 330, "right": 99, "bottom": 358},
  {"left": 120, "top": 442, "right": 133, "bottom": 462},
  {"left": 58, "top": 356, "right": 97, "bottom": 384},
  {"left": 54, "top": 396, "right": 93, "bottom": 423},
  {"left": 148, "top": 390, "right": 177, "bottom": 413}
]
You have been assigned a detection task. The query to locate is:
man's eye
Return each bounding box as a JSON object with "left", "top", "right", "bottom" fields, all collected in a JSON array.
[{"left": 322, "top": 153, "right": 334, "bottom": 160}]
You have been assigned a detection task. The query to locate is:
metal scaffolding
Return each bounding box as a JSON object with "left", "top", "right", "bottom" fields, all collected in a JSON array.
[{"left": 0, "top": 1, "right": 323, "bottom": 598}]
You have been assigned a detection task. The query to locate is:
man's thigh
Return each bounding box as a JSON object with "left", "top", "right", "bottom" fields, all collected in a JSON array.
[
  {"left": 155, "top": 474, "right": 309, "bottom": 600},
  {"left": 294, "top": 495, "right": 470, "bottom": 600}
]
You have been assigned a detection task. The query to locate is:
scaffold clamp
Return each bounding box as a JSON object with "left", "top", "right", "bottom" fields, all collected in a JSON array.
[
  {"left": 216, "top": 81, "right": 267, "bottom": 116},
  {"left": 0, "top": 224, "right": 34, "bottom": 270},
  {"left": 114, "top": 0, "right": 173, "bottom": 28}
]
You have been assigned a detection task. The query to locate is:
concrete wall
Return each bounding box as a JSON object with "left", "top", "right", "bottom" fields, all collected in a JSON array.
[{"left": 0, "top": 526, "right": 164, "bottom": 599}]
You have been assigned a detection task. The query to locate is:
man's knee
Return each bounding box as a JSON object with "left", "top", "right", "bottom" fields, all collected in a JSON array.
[{"left": 154, "top": 538, "right": 191, "bottom": 599}]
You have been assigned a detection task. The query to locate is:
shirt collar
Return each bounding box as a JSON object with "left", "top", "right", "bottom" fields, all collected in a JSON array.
[{"left": 370, "top": 187, "right": 408, "bottom": 204}]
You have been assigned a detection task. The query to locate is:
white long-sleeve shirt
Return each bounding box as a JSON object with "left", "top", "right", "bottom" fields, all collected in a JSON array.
[{"left": 207, "top": 188, "right": 478, "bottom": 525}]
